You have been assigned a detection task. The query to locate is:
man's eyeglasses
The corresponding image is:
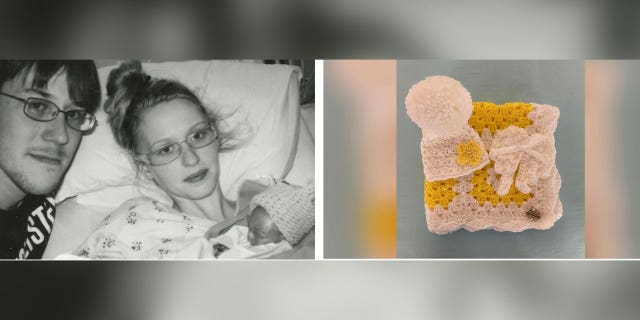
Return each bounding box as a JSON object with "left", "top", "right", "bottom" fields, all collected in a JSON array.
[
  {"left": 138, "top": 122, "right": 219, "bottom": 166},
  {"left": 0, "top": 91, "right": 97, "bottom": 133}
]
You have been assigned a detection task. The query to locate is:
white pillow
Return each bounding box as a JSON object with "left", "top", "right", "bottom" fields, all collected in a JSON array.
[
  {"left": 56, "top": 60, "right": 302, "bottom": 206},
  {"left": 284, "top": 104, "right": 315, "bottom": 186}
]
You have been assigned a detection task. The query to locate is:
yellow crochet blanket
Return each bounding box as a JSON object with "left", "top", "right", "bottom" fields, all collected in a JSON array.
[{"left": 423, "top": 102, "right": 562, "bottom": 233}]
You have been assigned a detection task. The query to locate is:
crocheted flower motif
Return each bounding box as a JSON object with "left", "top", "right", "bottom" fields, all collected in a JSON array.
[{"left": 456, "top": 140, "right": 483, "bottom": 166}]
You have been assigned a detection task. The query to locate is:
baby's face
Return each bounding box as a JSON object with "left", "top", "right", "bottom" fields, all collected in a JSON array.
[{"left": 247, "top": 206, "right": 284, "bottom": 246}]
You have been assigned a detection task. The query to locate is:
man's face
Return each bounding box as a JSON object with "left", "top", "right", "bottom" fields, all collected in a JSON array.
[{"left": 0, "top": 69, "right": 83, "bottom": 200}]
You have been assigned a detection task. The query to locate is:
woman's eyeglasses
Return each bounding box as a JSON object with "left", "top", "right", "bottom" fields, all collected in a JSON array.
[
  {"left": 0, "top": 91, "right": 97, "bottom": 133},
  {"left": 138, "top": 123, "right": 219, "bottom": 166}
]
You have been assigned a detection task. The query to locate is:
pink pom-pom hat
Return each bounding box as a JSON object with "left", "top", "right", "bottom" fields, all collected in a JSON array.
[{"left": 405, "top": 75, "right": 489, "bottom": 181}]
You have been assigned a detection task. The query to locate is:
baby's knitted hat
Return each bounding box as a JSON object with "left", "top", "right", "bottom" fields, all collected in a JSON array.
[
  {"left": 405, "top": 75, "right": 489, "bottom": 181},
  {"left": 250, "top": 182, "right": 315, "bottom": 245}
]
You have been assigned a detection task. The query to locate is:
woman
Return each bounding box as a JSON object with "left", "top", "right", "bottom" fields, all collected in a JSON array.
[
  {"left": 75, "top": 61, "right": 312, "bottom": 259},
  {"left": 105, "top": 60, "right": 235, "bottom": 222}
]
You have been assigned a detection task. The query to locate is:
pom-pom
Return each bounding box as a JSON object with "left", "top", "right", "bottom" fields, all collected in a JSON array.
[{"left": 405, "top": 75, "right": 473, "bottom": 135}]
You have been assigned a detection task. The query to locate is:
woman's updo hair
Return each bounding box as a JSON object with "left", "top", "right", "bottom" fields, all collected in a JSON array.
[{"left": 104, "top": 60, "right": 226, "bottom": 153}]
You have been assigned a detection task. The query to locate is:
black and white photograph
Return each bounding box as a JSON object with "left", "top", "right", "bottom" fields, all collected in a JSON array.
[{"left": 0, "top": 60, "right": 315, "bottom": 260}]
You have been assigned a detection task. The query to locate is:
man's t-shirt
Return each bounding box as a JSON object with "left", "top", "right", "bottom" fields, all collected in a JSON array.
[{"left": 0, "top": 195, "right": 56, "bottom": 259}]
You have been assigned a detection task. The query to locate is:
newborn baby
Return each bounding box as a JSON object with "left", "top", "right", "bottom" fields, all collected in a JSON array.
[
  {"left": 211, "top": 182, "right": 315, "bottom": 259},
  {"left": 247, "top": 206, "right": 285, "bottom": 245}
]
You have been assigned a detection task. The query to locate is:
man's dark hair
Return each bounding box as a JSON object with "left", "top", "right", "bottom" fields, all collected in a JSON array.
[{"left": 0, "top": 60, "right": 101, "bottom": 113}]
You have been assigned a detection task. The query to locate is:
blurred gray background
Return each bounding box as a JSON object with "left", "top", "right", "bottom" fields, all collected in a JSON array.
[
  {"left": 397, "top": 61, "right": 584, "bottom": 258},
  {"left": 612, "top": 61, "right": 640, "bottom": 257},
  {"left": 324, "top": 70, "right": 360, "bottom": 258},
  {"left": 2, "top": 2, "right": 637, "bottom": 58}
]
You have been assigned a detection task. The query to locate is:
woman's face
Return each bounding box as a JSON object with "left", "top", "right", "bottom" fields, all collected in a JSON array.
[{"left": 136, "top": 98, "right": 221, "bottom": 200}]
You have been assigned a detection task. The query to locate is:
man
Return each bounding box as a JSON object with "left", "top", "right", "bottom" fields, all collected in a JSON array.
[{"left": 0, "top": 61, "right": 101, "bottom": 259}]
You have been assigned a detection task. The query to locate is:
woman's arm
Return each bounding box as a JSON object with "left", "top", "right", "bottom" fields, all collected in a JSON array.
[
  {"left": 204, "top": 211, "right": 249, "bottom": 238},
  {"left": 205, "top": 179, "right": 270, "bottom": 238}
]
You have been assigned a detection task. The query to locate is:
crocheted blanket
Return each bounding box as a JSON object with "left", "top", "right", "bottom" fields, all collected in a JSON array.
[
  {"left": 406, "top": 76, "right": 562, "bottom": 234},
  {"left": 424, "top": 102, "right": 562, "bottom": 234}
]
